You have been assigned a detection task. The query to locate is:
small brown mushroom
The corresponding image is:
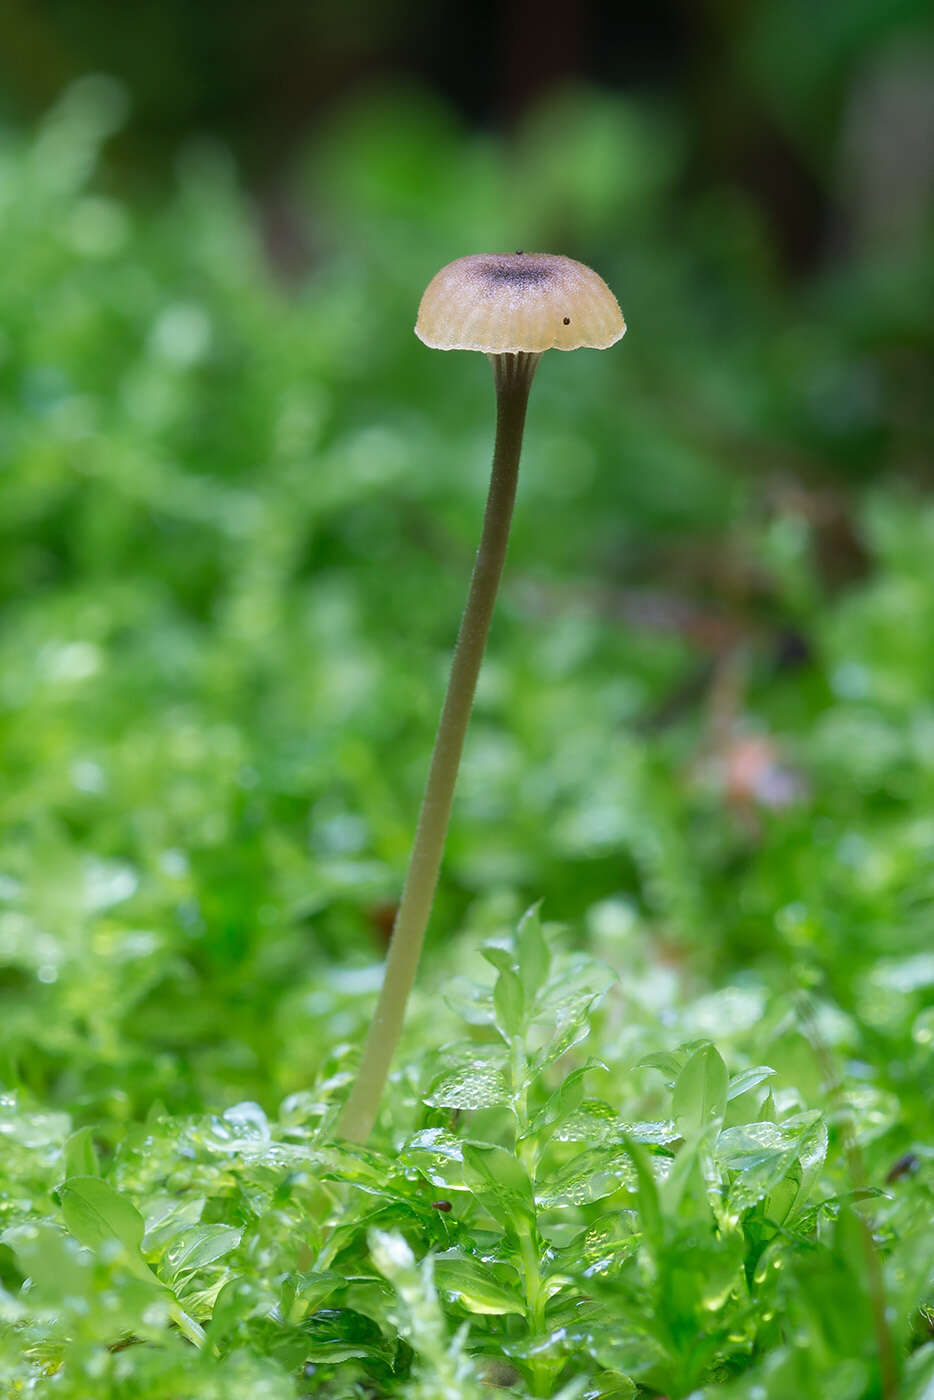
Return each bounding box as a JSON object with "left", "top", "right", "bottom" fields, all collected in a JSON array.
[
  {"left": 338, "top": 253, "right": 625, "bottom": 1145},
  {"left": 415, "top": 252, "right": 624, "bottom": 354}
]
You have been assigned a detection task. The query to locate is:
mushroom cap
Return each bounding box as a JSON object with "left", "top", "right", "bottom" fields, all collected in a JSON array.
[{"left": 415, "top": 253, "right": 625, "bottom": 354}]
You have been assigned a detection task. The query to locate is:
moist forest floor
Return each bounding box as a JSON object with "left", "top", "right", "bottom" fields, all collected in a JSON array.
[{"left": 1, "top": 82, "right": 932, "bottom": 1399}]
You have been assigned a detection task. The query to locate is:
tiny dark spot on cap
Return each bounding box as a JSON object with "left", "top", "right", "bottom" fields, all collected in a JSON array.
[
  {"left": 432, "top": 1200, "right": 452, "bottom": 1212},
  {"left": 563, "top": 316, "right": 570, "bottom": 325}
]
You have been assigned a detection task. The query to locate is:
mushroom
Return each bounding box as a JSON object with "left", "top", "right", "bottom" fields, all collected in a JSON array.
[
  {"left": 338, "top": 252, "right": 625, "bottom": 1143},
  {"left": 414, "top": 252, "right": 625, "bottom": 355}
]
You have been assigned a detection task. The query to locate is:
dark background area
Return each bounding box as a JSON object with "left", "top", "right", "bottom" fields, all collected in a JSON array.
[{"left": 4, "top": 0, "right": 933, "bottom": 276}]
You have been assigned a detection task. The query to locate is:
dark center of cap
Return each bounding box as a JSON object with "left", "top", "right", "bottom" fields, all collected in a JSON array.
[{"left": 476, "top": 256, "right": 554, "bottom": 290}]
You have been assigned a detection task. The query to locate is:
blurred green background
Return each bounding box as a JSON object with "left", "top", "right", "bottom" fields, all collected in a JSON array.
[{"left": 1, "top": 0, "right": 933, "bottom": 1121}]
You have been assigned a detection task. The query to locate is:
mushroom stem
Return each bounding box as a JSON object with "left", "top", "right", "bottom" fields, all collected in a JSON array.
[{"left": 338, "top": 351, "right": 541, "bottom": 1144}]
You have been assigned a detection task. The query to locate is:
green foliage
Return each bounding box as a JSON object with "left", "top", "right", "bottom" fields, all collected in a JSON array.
[{"left": 1, "top": 72, "right": 933, "bottom": 1399}]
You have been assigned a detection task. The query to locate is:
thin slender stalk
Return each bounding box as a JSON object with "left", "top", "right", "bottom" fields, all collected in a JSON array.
[{"left": 338, "top": 351, "right": 540, "bottom": 1144}]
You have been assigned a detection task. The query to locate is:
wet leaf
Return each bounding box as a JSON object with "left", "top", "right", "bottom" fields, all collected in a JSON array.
[
  {"left": 673, "top": 1044, "right": 728, "bottom": 1136},
  {"left": 424, "top": 1059, "right": 510, "bottom": 1110},
  {"left": 63, "top": 1126, "right": 99, "bottom": 1179},
  {"left": 433, "top": 1251, "right": 524, "bottom": 1315},
  {"left": 162, "top": 1224, "right": 242, "bottom": 1282},
  {"left": 59, "top": 1176, "right": 160, "bottom": 1286},
  {"left": 516, "top": 902, "right": 551, "bottom": 1003},
  {"left": 537, "top": 1146, "right": 637, "bottom": 1208}
]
